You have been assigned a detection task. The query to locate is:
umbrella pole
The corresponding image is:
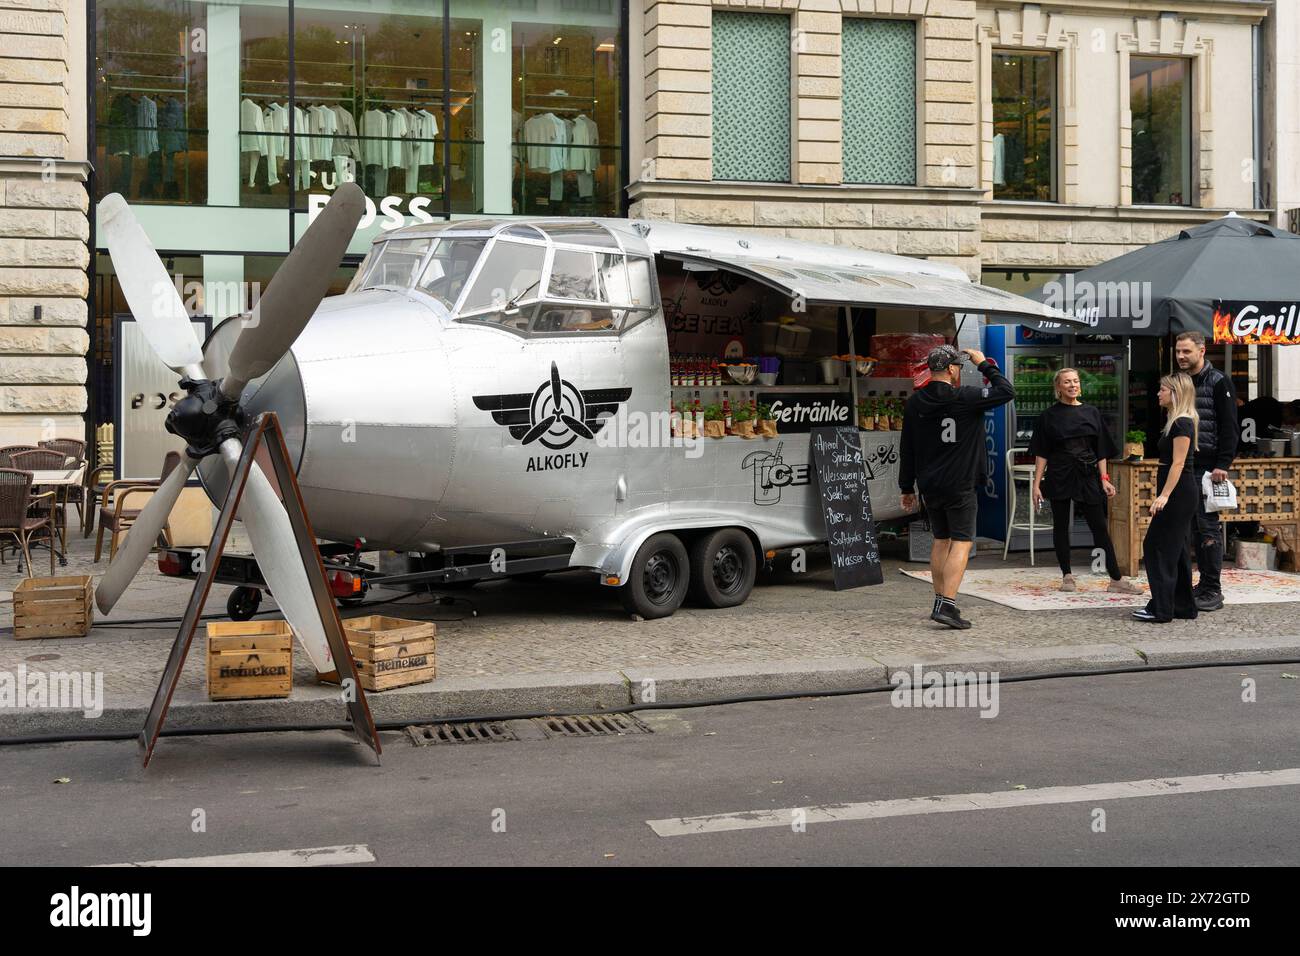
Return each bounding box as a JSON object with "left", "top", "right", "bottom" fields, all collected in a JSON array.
[{"left": 846, "top": 306, "right": 860, "bottom": 417}]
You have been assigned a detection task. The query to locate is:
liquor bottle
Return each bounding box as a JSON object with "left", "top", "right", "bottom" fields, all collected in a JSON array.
[
  {"left": 692, "top": 390, "right": 702, "bottom": 419},
  {"left": 723, "top": 392, "right": 733, "bottom": 435},
  {"left": 670, "top": 399, "right": 681, "bottom": 438},
  {"left": 712, "top": 359, "right": 721, "bottom": 387}
]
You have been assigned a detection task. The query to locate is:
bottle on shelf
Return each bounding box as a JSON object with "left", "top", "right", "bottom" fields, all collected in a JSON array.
[{"left": 722, "top": 392, "right": 732, "bottom": 435}]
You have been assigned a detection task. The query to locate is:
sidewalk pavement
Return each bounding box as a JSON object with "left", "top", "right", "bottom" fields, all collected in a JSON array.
[{"left": 2, "top": 533, "right": 1299, "bottom": 740}]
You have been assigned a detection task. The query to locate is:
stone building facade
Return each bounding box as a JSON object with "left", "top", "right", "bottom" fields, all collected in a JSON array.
[
  {"left": 0, "top": 0, "right": 88, "bottom": 444},
  {"left": 629, "top": 0, "right": 1274, "bottom": 281}
]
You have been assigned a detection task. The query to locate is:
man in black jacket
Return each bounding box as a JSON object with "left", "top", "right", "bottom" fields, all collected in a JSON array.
[
  {"left": 1174, "top": 331, "right": 1239, "bottom": 611},
  {"left": 900, "top": 344, "right": 1016, "bottom": 628}
]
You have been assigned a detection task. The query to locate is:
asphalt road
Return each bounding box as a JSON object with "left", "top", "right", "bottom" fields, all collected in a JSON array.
[{"left": 0, "top": 665, "right": 1296, "bottom": 867}]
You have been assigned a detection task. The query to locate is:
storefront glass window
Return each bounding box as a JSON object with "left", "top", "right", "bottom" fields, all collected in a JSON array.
[
  {"left": 95, "top": 0, "right": 209, "bottom": 204},
  {"left": 991, "top": 51, "right": 1055, "bottom": 201},
  {"left": 511, "top": 16, "right": 622, "bottom": 215},
  {"left": 1130, "top": 56, "right": 1191, "bottom": 206},
  {"left": 95, "top": 0, "right": 624, "bottom": 220}
]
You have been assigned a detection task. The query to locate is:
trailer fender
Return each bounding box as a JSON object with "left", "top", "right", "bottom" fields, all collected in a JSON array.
[{"left": 597, "top": 518, "right": 763, "bottom": 587}]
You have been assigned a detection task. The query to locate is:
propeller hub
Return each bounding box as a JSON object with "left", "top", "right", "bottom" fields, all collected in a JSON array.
[{"left": 166, "top": 377, "right": 247, "bottom": 459}]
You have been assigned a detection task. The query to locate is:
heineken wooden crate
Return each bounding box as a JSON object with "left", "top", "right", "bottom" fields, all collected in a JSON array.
[
  {"left": 207, "top": 620, "right": 293, "bottom": 701},
  {"left": 344, "top": 615, "right": 436, "bottom": 691},
  {"left": 12, "top": 576, "right": 94, "bottom": 640}
]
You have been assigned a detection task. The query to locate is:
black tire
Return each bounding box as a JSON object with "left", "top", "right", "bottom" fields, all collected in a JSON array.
[
  {"left": 338, "top": 595, "right": 367, "bottom": 608},
  {"left": 619, "top": 532, "right": 689, "bottom": 619},
  {"left": 688, "top": 528, "right": 757, "bottom": 608},
  {"left": 227, "top": 586, "right": 262, "bottom": 621}
]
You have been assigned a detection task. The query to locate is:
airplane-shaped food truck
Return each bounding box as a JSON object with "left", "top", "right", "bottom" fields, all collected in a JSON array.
[{"left": 96, "top": 184, "right": 1072, "bottom": 679}]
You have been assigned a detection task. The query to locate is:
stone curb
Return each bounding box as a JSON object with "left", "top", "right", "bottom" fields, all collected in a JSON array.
[{"left": 2, "top": 640, "right": 1299, "bottom": 743}]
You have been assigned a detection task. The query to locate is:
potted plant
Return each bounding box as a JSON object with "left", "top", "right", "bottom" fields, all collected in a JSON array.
[
  {"left": 732, "top": 402, "right": 756, "bottom": 439},
  {"left": 702, "top": 403, "right": 727, "bottom": 438},
  {"left": 1124, "top": 429, "right": 1146, "bottom": 460},
  {"left": 858, "top": 398, "right": 876, "bottom": 430},
  {"left": 757, "top": 402, "right": 778, "bottom": 438},
  {"left": 888, "top": 397, "right": 905, "bottom": 431}
]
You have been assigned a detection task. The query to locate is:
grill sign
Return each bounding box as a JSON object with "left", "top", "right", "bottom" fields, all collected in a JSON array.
[{"left": 1213, "top": 300, "right": 1300, "bottom": 345}]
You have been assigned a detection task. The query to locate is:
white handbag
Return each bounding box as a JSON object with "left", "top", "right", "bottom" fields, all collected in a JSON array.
[{"left": 1202, "top": 472, "right": 1238, "bottom": 512}]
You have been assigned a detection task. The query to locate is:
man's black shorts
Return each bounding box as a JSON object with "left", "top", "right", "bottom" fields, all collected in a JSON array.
[{"left": 922, "top": 488, "right": 977, "bottom": 542}]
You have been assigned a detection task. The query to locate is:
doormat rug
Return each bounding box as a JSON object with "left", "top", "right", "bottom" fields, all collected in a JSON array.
[{"left": 898, "top": 567, "right": 1300, "bottom": 611}]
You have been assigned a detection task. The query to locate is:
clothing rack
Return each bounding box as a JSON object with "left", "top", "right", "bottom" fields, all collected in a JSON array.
[
  {"left": 515, "top": 31, "right": 600, "bottom": 214},
  {"left": 100, "top": 48, "right": 192, "bottom": 204}
]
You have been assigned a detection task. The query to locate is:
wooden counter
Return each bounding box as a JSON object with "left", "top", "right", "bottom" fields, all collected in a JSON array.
[{"left": 1109, "top": 457, "right": 1300, "bottom": 576}]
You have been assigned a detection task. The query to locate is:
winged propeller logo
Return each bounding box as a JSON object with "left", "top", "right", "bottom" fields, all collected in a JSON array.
[{"left": 474, "top": 363, "right": 632, "bottom": 468}]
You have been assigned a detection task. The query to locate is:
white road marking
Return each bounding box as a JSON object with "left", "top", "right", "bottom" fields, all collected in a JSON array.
[
  {"left": 97, "top": 844, "right": 374, "bottom": 867},
  {"left": 647, "top": 768, "right": 1300, "bottom": 837}
]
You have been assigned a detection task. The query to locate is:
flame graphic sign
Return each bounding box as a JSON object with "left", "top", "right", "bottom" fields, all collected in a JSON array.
[{"left": 1212, "top": 300, "right": 1300, "bottom": 345}]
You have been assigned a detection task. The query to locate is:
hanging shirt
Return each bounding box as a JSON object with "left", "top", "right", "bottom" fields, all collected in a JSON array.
[
  {"left": 136, "top": 96, "right": 159, "bottom": 157},
  {"left": 523, "top": 112, "right": 566, "bottom": 173},
  {"left": 388, "top": 109, "right": 412, "bottom": 171},
  {"left": 158, "top": 98, "right": 187, "bottom": 155},
  {"left": 263, "top": 102, "right": 290, "bottom": 187},
  {"left": 569, "top": 114, "right": 598, "bottom": 173},
  {"left": 239, "top": 98, "right": 266, "bottom": 155},
  {"left": 361, "top": 110, "right": 388, "bottom": 169},
  {"left": 108, "top": 94, "right": 134, "bottom": 155},
  {"left": 307, "top": 105, "right": 338, "bottom": 162},
  {"left": 330, "top": 105, "right": 360, "bottom": 160}
]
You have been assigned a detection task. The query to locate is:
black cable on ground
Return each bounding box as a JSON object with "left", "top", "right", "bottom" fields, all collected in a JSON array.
[{"left": 1, "top": 655, "right": 1296, "bottom": 748}]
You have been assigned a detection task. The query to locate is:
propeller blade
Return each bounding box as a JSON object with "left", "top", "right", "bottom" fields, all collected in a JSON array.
[
  {"left": 561, "top": 414, "right": 593, "bottom": 440},
  {"left": 222, "top": 440, "right": 335, "bottom": 674},
  {"left": 94, "top": 455, "right": 199, "bottom": 614},
  {"left": 521, "top": 414, "right": 557, "bottom": 446},
  {"left": 223, "top": 182, "right": 366, "bottom": 396},
  {"left": 98, "top": 193, "right": 203, "bottom": 374},
  {"left": 549, "top": 361, "right": 563, "bottom": 409}
]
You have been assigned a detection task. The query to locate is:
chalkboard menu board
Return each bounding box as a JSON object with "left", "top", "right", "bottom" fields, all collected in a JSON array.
[{"left": 810, "top": 426, "right": 884, "bottom": 589}]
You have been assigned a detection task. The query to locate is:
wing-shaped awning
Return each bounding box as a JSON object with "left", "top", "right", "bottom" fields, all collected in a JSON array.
[{"left": 663, "top": 251, "right": 1082, "bottom": 326}]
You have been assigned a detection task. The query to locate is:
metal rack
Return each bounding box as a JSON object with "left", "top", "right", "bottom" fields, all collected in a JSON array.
[{"left": 98, "top": 47, "right": 193, "bottom": 203}]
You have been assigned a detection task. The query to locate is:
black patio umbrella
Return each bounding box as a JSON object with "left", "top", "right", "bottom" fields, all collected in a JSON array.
[{"left": 1025, "top": 213, "right": 1300, "bottom": 340}]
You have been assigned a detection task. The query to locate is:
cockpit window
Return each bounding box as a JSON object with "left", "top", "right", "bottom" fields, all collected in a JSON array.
[
  {"left": 459, "top": 240, "right": 546, "bottom": 315},
  {"left": 356, "top": 238, "right": 430, "bottom": 290},
  {"left": 548, "top": 248, "right": 601, "bottom": 300},
  {"left": 417, "top": 237, "right": 488, "bottom": 309}
]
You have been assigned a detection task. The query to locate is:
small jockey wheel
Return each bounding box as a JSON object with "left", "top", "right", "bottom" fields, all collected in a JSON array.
[{"left": 226, "top": 585, "right": 262, "bottom": 621}]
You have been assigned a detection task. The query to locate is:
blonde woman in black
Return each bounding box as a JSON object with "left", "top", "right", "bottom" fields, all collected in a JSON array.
[
  {"left": 1030, "top": 368, "right": 1142, "bottom": 594},
  {"left": 1133, "top": 372, "right": 1200, "bottom": 623}
]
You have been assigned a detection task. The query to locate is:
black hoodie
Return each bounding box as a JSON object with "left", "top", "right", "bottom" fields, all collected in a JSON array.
[{"left": 898, "top": 359, "right": 1015, "bottom": 497}]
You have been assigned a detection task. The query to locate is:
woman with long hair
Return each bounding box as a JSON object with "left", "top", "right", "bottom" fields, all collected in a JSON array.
[
  {"left": 1133, "top": 372, "right": 1200, "bottom": 622},
  {"left": 1030, "top": 368, "right": 1142, "bottom": 593}
]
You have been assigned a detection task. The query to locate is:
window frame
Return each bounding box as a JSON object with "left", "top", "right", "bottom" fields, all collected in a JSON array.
[
  {"left": 1128, "top": 54, "right": 1193, "bottom": 207},
  {"left": 989, "top": 47, "right": 1059, "bottom": 203}
]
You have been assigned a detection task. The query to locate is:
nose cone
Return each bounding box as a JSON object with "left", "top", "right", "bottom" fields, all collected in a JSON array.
[{"left": 196, "top": 315, "right": 307, "bottom": 504}]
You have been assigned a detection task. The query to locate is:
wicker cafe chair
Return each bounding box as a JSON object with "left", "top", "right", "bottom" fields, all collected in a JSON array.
[
  {"left": 94, "top": 450, "right": 182, "bottom": 563},
  {"left": 9, "top": 448, "right": 72, "bottom": 553},
  {"left": 0, "top": 468, "right": 55, "bottom": 577},
  {"left": 40, "top": 437, "right": 87, "bottom": 532},
  {"left": 0, "top": 444, "right": 37, "bottom": 468}
]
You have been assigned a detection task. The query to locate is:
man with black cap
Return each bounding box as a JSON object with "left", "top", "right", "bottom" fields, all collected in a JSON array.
[{"left": 899, "top": 344, "right": 1015, "bottom": 629}]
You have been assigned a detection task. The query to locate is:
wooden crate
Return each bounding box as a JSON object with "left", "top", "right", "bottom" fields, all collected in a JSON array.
[
  {"left": 207, "top": 620, "right": 293, "bottom": 701},
  {"left": 12, "top": 576, "right": 93, "bottom": 640},
  {"left": 344, "top": 615, "right": 436, "bottom": 691}
]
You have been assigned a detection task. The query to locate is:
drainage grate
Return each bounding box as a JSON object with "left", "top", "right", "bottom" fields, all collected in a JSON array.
[
  {"left": 405, "top": 713, "right": 654, "bottom": 746},
  {"left": 405, "top": 721, "right": 517, "bottom": 746},
  {"left": 537, "top": 713, "right": 651, "bottom": 738}
]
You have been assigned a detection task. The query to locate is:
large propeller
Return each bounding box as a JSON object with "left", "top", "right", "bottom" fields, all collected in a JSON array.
[
  {"left": 94, "top": 184, "right": 366, "bottom": 676},
  {"left": 522, "top": 361, "right": 593, "bottom": 445}
]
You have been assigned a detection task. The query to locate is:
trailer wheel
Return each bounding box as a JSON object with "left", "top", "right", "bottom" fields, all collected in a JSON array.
[
  {"left": 620, "top": 533, "right": 689, "bottom": 619},
  {"left": 227, "top": 586, "right": 262, "bottom": 621},
  {"left": 688, "top": 528, "right": 756, "bottom": 608}
]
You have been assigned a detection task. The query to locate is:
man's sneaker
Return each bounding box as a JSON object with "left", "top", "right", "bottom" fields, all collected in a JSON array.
[
  {"left": 1130, "top": 608, "right": 1162, "bottom": 622},
  {"left": 1194, "top": 589, "right": 1224, "bottom": 611},
  {"left": 1059, "top": 574, "right": 1077, "bottom": 592},
  {"left": 932, "top": 600, "right": 972, "bottom": 630}
]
